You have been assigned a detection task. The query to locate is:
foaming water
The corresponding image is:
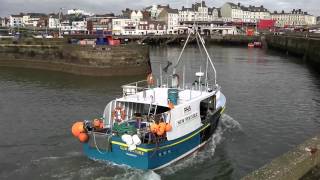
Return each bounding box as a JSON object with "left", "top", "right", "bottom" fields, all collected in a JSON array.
[{"left": 159, "top": 114, "right": 241, "bottom": 176}]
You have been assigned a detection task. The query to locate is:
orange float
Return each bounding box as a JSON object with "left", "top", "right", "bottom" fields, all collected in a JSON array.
[
  {"left": 71, "top": 121, "right": 85, "bottom": 137},
  {"left": 78, "top": 132, "right": 89, "bottom": 143},
  {"left": 157, "top": 127, "right": 165, "bottom": 136},
  {"left": 168, "top": 101, "right": 174, "bottom": 109},
  {"left": 165, "top": 123, "right": 172, "bottom": 132},
  {"left": 147, "top": 73, "right": 155, "bottom": 85},
  {"left": 99, "top": 122, "right": 104, "bottom": 129},
  {"left": 159, "top": 122, "right": 166, "bottom": 130},
  {"left": 93, "top": 119, "right": 101, "bottom": 128},
  {"left": 156, "top": 122, "right": 166, "bottom": 136},
  {"left": 150, "top": 123, "right": 159, "bottom": 133}
]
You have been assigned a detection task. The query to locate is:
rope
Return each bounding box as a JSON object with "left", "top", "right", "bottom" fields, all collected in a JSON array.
[{"left": 92, "top": 131, "right": 108, "bottom": 154}]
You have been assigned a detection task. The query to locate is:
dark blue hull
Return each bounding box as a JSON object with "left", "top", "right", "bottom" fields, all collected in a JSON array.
[{"left": 83, "top": 108, "right": 223, "bottom": 169}]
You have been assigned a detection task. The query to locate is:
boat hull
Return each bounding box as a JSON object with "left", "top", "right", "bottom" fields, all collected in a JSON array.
[{"left": 83, "top": 107, "right": 224, "bottom": 170}]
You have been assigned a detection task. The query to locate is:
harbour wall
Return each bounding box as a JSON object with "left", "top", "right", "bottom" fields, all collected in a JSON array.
[
  {"left": 265, "top": 35, "right": 320, "bottom": 71},
  {"left": 0, "top": 43, "right": 151, "bottom": 76},
  {"left": 242, "top": 134, "right": 320, "bottom": 180},
  {"left": 117, "top": 34, "right": 260, "bottom": 46},
  {"left": 61, "top": 34, "right": 260, "bottom": 46}
]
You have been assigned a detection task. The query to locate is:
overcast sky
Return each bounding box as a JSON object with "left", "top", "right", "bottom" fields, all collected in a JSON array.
[{"left": 0, "top": 0, "right": 319, "bottom": 17}]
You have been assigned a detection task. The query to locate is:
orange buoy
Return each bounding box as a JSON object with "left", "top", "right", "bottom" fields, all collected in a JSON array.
[
  {"left": 71, "top": 121, "right": 85, "bottom": 137},
  {"left": 150, "top": 123, "right": 159, "bottom": 133},
  {"left": 168, "top": 101, "right": 174, "bottom": 109},
  {"left": 159, "top": 122, "right": 166, "bottom": 130},
  {"left": 93, "top": 119, "right": 101, "bottom": 128},
  {"left": 99, "top": 122, "right": 104, "bottom": 129},
  {"left": 157, "top": 127, "right": 165, "bottom": 136},
  {"left": 78, "top": 132, "right": 89, "bottom": 143},
  {"left": 165, "top": 123, "right": 172, "bottom": 132},
  {"left": 147, "top": 73, "right": 155, "bottom": 85}
]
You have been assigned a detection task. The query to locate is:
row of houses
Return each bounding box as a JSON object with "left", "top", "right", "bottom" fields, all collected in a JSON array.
[
  {"left": 0, "top": 1, "right": 318, "bottom": 36},
  {"left": 221, "top": 2, "right": 317, "bottom": 27}
]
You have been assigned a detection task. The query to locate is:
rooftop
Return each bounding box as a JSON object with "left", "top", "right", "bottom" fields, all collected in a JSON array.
[{"left": 226, "top": 2, "right": 269, "bottom": 12}]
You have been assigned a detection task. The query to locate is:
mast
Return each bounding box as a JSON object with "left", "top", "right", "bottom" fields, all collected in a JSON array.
[{"left": 173, "top": 0, "right": 218, "bottom": 87}]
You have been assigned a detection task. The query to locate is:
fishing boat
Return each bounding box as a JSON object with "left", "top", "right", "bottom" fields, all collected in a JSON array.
[{"left": 71, "top": 29, "right": 226, "bottom": 170}]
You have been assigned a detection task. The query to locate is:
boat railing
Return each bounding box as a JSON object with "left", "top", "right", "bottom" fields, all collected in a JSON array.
[{"left": 122, "top": 80, "right": 151, "bottom": 97}]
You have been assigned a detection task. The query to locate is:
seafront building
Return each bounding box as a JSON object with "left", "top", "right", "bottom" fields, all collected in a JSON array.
[
  {"left": 3, "top": 1, "right": 318, "bottom": 35},
  {"left": 179, "top": 1, "right": 219, "bottom": 22},
  {"left": 67, "top": 9, "right": 94, "bottom": 17},
  {"left": 220, "top": 2, "right": 270, "bottom": 23},
  {"left": 9, "top": 14, "right": 23, "bottom": 27},
  {"left": 48, "top": 15, "right": 60, "bottom": 29},
  {"left": 157, "top": 8, "right": 179, "bottom": 34},
  {"left": 86, "top": 14, "right": 115, "bottom": 34},
  {"left": 271, "top": 9, "right": 317, "bottom": 27}
]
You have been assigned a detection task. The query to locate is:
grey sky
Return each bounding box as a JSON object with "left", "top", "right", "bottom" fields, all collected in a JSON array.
[{"left": 0, "top": 0, "right": 319, "bottom": 17}]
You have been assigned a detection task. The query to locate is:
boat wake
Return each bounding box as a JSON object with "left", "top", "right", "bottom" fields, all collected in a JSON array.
[{"left": 158, "top": 113, "right": 241, "bottom": 176}]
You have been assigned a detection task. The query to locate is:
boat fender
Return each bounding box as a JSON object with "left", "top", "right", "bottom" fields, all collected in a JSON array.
[
  {"left": 128, "top": 144, "right": 137, "bottom": 151},
  {"left": 78, "top": 132, "right": 89, "bottom": 143},
  {"left": 71, "top": 121, "right": 85, "bottom": 137},
  {"left": 132, "top": 134, "right": 141, "bottom": 145},
  {"left": 121, "top": 134, "right": 133, "bottom": 145}
]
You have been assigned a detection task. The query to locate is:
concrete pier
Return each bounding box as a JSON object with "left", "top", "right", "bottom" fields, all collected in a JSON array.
[
  {"left": 242, "top": 135, "right": 320, "bottom": 180},
  {"left": 266, "top": 35, "right": 320, "bottom": 71},
  {"left": 0, "top": 44, "right": 151, "bottom": 76}
]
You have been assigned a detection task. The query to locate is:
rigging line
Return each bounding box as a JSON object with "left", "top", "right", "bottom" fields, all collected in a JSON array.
[
  {"left": 196, "top": 31, "right": 217, "bottom": 85},
  {"left": 196, "top": 31, "right": 205, "bottom": 67},
  {"left": 173, "top": 30, "right": 192, "bottom": 71}
]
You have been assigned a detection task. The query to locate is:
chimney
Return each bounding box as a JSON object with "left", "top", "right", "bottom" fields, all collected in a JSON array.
[
  {"left": 281, "top": 10, "right": 285, "bottom": 14},
  {"left": 261, "top": 5, "right": 263, "bottom": 8},
  {"left": 238, "top": 2, "right": 241, "bottom": 7}
]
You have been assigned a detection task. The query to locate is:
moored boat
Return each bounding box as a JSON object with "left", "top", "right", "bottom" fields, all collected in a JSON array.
[
  {"left": 248, "top": 43, "right": 255, "bottom": 48},
  {"left": 71, "top": 29, "right": 226, "bottom": 170},
  {"left": 253, "top": 41, "right": 262, "bottom": 48}
]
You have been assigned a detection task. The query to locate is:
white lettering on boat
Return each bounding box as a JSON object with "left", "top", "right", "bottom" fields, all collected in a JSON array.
[
  {"left": 120, "top": 146, "right": 144, "bottom": 155},
  {"left": 176, "top": 112, "right": 198, "bottom": 127}
]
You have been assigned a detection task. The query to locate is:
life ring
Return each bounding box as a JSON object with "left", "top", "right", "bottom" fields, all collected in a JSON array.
[
  {"left": 147, "top": 73, "right": 155, "bottom": 85},
  {"left": 112, "top": 107, "right": 126, "bottom": 122}
]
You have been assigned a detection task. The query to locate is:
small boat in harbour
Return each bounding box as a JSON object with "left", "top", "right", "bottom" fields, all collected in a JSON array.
[
  {"left": 71, "top": 29, "right": 226, "bottom": 170},
  {"left": 253, "top": 41, "right": 262, "bottom": 48},
  {"left": 248, "top": 43, "right": 255, "bottom": 48},
  {"left": 248, "top": 42, "right": 262, "bottom": 48}
]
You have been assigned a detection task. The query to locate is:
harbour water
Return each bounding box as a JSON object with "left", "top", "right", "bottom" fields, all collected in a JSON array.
[{"left": 0, "top": 45, "right": 320, "bottom": 179}]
